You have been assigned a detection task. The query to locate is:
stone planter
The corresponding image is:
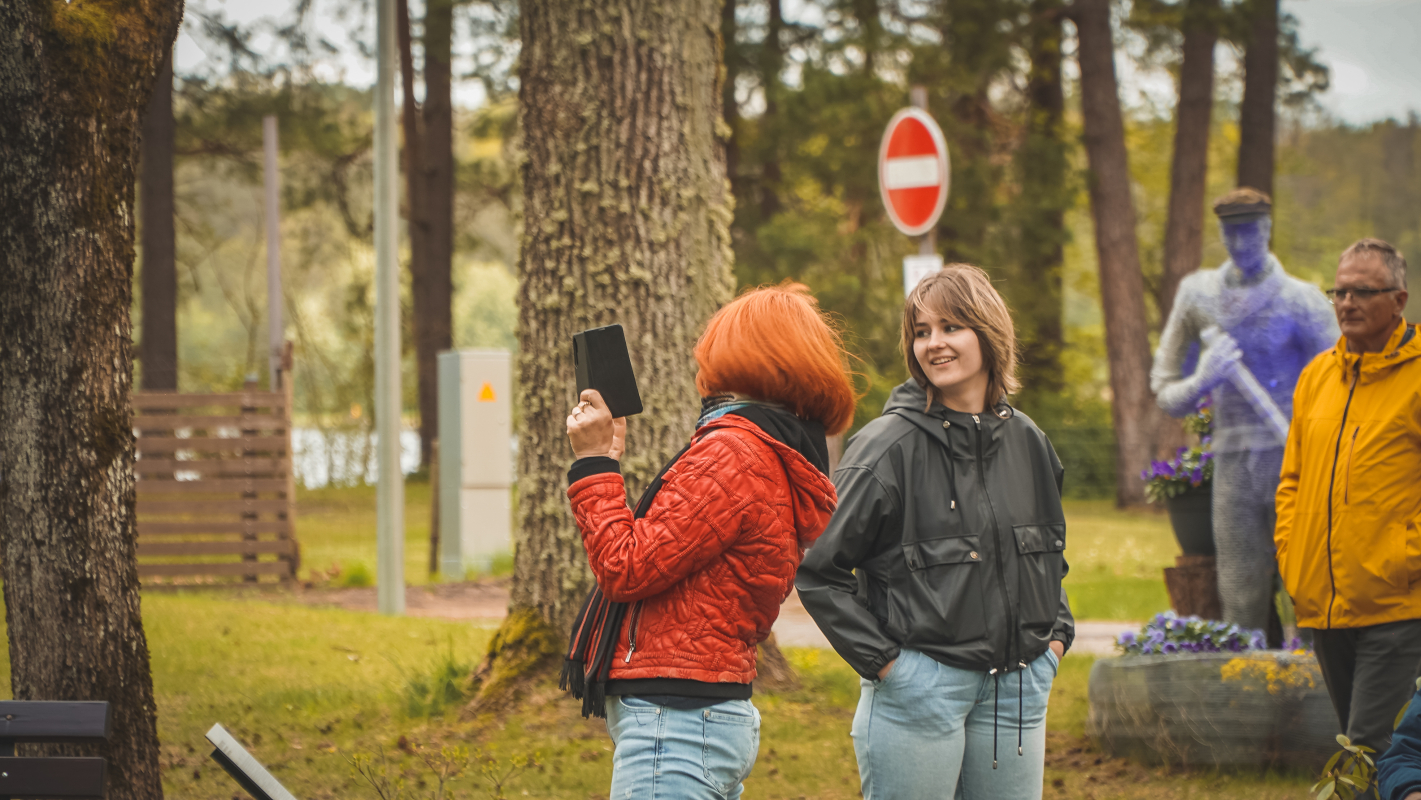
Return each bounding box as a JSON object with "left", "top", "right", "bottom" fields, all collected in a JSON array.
[
  {"left": 1088, "top": 652, "right": 1336, "bottom": 770},
  {"left": 1165, "top": 484, "right": 1215, "bottom": 556}
]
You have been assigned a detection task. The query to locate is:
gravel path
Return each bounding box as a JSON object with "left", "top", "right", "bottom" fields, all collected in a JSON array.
[{"left": 267, "top": 580, "right": 1132, "bottom": 657}]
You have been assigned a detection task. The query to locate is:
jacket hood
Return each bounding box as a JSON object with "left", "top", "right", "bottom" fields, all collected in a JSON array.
[
  {"left": 881, "top": 379, "right": 1016, "bottom": 456},
  {"left": 700, "top": 413, "right": 837, "bottom": 547},
  {"left": 884, "top": 379, "right": 1015, "bottom": 419},
  {"left": 1328, "top": 320, "right": 1421, "bottom": 383}
]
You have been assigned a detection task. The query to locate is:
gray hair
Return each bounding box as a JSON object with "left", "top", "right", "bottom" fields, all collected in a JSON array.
[{"left": 1341, "top": 238, "right": 1408, "bottom": 290}]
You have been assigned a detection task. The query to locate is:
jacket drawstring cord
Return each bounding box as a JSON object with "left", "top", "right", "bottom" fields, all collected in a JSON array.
[
  {"left": 942, "top": 419, "right": 957, "bottom": 511},
  {"left": 1018, "top": 660, "right": 1027, "bottom": 756},
  {"left": 990, "top": 668, "right": 1000, "bottom": 769}
]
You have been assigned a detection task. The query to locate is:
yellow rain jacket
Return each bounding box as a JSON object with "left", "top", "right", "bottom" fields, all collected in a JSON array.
[{"left": 1276, "top": 320, "right": 1421, "bottom": 629}]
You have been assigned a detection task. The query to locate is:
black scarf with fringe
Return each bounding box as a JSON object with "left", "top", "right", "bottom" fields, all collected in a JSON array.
[{"left": 558, "top": 396, "right": 828, "bottom": 718}]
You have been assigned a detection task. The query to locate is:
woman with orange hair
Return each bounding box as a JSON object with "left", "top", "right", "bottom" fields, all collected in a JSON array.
[{"left": 562, "top": 284, "right": 855, "bottom": 799}]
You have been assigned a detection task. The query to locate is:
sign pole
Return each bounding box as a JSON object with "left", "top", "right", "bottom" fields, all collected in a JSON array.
[
  {"left": 262, "top": 116, "right": 284, "bottom": 390},
  {"left": 909, "top": 86, "right": 938, "bottom": 259},
  {"left": 374, "top": 0, "right": 405, "bottom": 615}
]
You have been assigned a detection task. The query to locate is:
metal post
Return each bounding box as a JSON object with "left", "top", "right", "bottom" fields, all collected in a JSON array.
[
  {"left": 262, "top": 115, "right": 283, "bottom": 390},
  {"left": 374, "top": 0, "right": 405, "bottom": 615},
  {"left": 909, "top": 86, "right": 937, "bottom": 257}
]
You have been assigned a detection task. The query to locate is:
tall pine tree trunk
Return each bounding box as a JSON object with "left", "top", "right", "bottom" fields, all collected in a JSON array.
[
  {"left": 723, "top": 0, "right": 741, "bottom": 204},
  {"left": 411, "top": 0, "right": 455, "bottom": 472},
  {"left": 1073, "top": 0, "right": 1156, "bottom": 506},
  {"left": 1237, "top": 0, "right": 1277, "bottom": 197},
  {"left": 0, "top": 2, "right": 179, "bottom": 797},
  {"left": 1014, "top": 0, "right": 1069, "bottom": 395},
  {"left": 397, "top": 0, "right": 439, "bottom": 471},
  {"left": 1159, "top": 0, "right": 1218, "bottom": 321},
  {"left": 140, "top": 50, "right": 178, "bottom": 391},
  {"left": 475, "top": 0, "right": 733, "bottom": 696},
  {"left": 759, "top": 0, "right": 784, "bottom": 221}
]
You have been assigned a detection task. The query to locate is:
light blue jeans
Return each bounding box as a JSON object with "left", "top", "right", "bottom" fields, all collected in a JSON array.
[
  {"left": 604, "top": 696, "right": 761, "bottom": 799},
  {"left": 852, "top": 647, "right": 1058, "bottom": 800}
]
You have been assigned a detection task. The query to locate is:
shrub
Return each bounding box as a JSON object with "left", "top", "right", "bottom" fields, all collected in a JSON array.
[{"left": 336, "top": 561, "right": 375, "bottom": 588}]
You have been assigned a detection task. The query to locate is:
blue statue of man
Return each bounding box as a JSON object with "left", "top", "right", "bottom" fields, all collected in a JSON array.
[{"left": 1151, "top": 187, "right": 1339, "bottom": 634}]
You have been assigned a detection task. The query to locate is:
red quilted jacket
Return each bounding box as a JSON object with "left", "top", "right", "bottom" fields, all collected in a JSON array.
[{"left": 567, "top": 414, "right": 837, "bottom": 684}]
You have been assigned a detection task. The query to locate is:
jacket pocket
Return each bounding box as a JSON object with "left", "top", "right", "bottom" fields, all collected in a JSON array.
[
  {"left": 897, "top": 536, "right": 987, "bottom": 643},
  {"left": 1014, "top": 523, "right": 1066, "bottom": 629}
]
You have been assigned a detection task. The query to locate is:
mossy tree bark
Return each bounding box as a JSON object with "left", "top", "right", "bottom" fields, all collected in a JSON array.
[
  {"left": 139, "top": 49, "right": 178, "bottom": 391},
  {"left": 0, "top": 1, "right": 181, "bottom": 797},
  {"left": 484, "top": 0, "right": 734, "bottom": 691}
]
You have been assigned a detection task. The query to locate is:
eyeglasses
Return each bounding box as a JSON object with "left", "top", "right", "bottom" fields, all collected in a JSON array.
[{"left": 1325, "top": 287, "right": 1400, "bottom": 304}]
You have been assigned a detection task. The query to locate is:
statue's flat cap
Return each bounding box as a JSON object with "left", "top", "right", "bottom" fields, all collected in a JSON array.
[{"left": 1214, "top": 200, "right": 1272, "bottom": 220}]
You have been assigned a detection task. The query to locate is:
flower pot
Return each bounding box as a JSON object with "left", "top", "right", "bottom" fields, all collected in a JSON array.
[
  {"left": 1088, "top": 652, "right": 1337, "bottom": 769},
  {"left": 1166, "top": 484, "right": 1214, "bottom": 556}
]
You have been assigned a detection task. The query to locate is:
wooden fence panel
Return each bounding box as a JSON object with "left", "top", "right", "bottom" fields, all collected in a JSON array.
[{"left": 134, "top": 367, "right": 298, "bottom": 584}]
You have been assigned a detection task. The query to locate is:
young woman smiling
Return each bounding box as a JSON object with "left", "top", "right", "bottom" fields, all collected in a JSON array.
[{"left": 797, "top": 265, "right": 1074, "bottom": 800}]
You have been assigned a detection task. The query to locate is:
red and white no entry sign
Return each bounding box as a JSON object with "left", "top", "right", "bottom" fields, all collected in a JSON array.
[{"left": 878, "top": 107, "right": 950, "bottom": 237}]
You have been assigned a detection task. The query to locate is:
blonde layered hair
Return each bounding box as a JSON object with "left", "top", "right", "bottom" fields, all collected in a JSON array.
[{"left": 901, "top": 265, "right": 1020, "bottom": 412}]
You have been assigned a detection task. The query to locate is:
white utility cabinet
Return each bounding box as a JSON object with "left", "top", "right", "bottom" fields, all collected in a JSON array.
[{"left": 438, "top": 349, "right": 513, "bottom": 576}]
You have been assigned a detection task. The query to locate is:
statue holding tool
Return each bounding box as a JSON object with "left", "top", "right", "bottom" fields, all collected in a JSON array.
[{"left": 1150, "top": 188, "right": 1339, "bottom": 637}]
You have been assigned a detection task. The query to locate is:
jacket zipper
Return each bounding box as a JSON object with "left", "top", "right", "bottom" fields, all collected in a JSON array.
[
  {"left": 1345, "top": 427, "right": 1359, "bottom": 504},
  {"left": 624, "top": 601, "right": 643, "bottom": 663},
  {"left": 973, "top": 414, "right": 1017, "bottom": 670},
  {"left": 1324, "top": 360, "right": 1362, "bottom": 628}
]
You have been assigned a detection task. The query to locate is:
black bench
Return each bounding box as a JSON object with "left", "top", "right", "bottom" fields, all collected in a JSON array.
[
  {"left": 0, "top": 701, "right": 109, "bottom": 800},
  {"left": 206, "top": 724, "right": 298, "bottom": 800}
]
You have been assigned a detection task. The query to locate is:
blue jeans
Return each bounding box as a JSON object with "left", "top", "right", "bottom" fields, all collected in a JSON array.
[
  {"left": 604, "top": 696, "right": 761, "bottom": 799},
  {"left": 852, "top": 648, "right": 1058, "bottom": 800}
]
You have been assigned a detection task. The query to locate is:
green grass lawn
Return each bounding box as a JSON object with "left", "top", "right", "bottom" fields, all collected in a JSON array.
[
  {"left": 0, "top": 485, "right": 1311, "bottom": 798},
  {"left": 295, "top": 480, "right": 441, "bottom": 586},
  {"left": 1061, "top": 499, "right": 1176, "bottom": 621},
  {"left": 0, "top": 597, "right": 1314, "bottom": 798}
]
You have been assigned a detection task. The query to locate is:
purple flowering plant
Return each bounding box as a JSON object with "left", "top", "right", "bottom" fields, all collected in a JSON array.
[
  {"left": 1140, "top": 399, "right": 1214, "bottom": 503},
  {"left": 1116, "top": 611, "right": 1270, "bottom": 655}
]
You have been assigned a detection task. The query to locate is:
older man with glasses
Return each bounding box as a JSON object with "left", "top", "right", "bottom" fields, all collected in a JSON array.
[{"left": 1276, "top": 237, "right": 1421, "bottom": 756}]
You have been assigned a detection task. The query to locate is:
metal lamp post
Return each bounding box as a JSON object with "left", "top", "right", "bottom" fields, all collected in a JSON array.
[{"left": 374, "top": 0, "right": 405, "bottom": 615}]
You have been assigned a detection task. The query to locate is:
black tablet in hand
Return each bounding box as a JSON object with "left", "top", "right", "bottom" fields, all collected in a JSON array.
[{"left": 573, "top": 324, "right": 644, "bottom": 418}]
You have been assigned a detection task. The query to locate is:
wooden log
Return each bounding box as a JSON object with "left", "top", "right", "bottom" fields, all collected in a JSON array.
[
  {"left": 136, "top": 499, "right": 289, "bottom": 515},
  {"left": 1163, "top": 555, "right": 1223, "bottom": 620},
  {"left": 135, "top": 479, "right": 288, "bottom": 495},
  {"left": 135, "top": 436, "right": 287, "bottom": 455},
  {"left": 134, "top": 458, "right": 287, "bottom": 476},
  {"left": 138, "top": 541, "right": 295, "bottom": 557},
  {"left": 133, "top": 392, "right": 285, "bottom": 409},
  {"left": 131, "top": 414, "right": 286, "bottom": 432},
  {"left": 138, "top": 521, "right": 290, "bottom": 536},
  {"left": 138, "top": 562, "right": 292, "bottom": 578}
]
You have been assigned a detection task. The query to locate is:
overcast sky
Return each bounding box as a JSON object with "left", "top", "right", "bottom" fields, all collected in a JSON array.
[
  {"left": 1288, "top": 0, "right": 1421, "bottom": 123},
  {"left": 174, "top": 0, "right": 1421, "bottom": 127}
]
